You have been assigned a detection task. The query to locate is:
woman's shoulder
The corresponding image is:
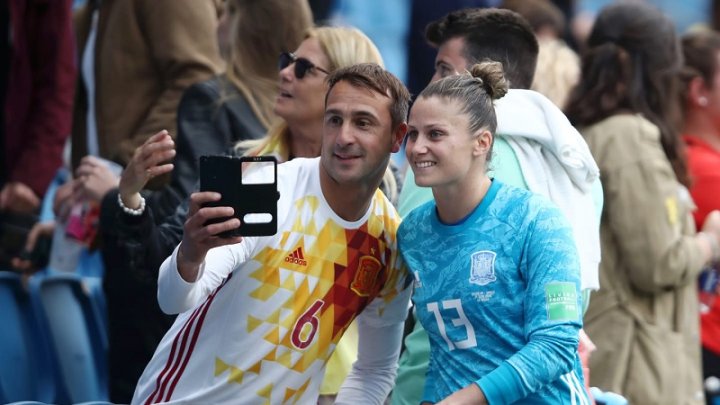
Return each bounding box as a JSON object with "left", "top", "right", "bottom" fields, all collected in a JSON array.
[
  {"left": 182, "top": 76, "right": 243, "bottom": 101},
  {"left": 493, "top": 182, "right": 568, "bottom": 229},
  {"left": 184, "top": 76, "right": 222, "bottom": 97},
  {"left": 400, "top": 198, "right": 433, "bottom": 221},
  {"left": 582, "top": 114, "right": 659, "bottom": 141},
  {"left": 580, "top": 114, "right": 662, "bottom": 166}
]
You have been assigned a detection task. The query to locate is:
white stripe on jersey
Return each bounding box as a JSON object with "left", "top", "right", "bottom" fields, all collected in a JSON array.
[{"left": 560, "top": 372, "right": 589, "bottom": 405}]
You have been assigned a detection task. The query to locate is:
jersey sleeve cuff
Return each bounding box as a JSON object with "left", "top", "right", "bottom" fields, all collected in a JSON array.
[
  {"left": 477, "top": 360, "right": 528, "bottom": 404},
  {"left": 167, "top": 244, "right": 205, "bottom": 287}
]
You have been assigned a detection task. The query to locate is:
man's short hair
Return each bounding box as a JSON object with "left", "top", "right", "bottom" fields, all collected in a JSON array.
[
  {"left": 426, "top": 8, "right": 539, "bottom": 89},
  {"left": 500, "top": 0, "right": 565, "bottom": 38},
  {"left": 325, "top": 63, "right": 411, "bottom": 131}
]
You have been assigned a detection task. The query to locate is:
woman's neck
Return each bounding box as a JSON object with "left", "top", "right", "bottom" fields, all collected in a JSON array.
[
  {"left": 684, "top": 110, "right": 720, "bottom": 151},
  {"left": 433, "top": 175, "right": 491, "bottom": 224},
  {"left": 287, "top": 119, "right": 323, "bottom": 158}
]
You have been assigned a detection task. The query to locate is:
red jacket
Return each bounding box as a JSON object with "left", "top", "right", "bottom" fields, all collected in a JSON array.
[
  {"left": 684, "top": 134, "right": 720, "bottom": 355},
  {"left": 4, "top": 0, "right": 75, "bottom": 197}
]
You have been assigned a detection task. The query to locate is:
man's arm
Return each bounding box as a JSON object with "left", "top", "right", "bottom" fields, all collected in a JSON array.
[
  {"left": 336, "top": 287, "right": 413, "bottom": 404},
  {"left": 157, "top": 191, "right": 244, "bottom": 314}
]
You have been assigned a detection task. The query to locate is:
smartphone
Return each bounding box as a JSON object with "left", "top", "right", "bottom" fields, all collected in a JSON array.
[
  {"left": 199, "top": 155, "right": 279, "bottom": 237},
  {"left": 19, "top": 232, "right": 52, "bottom": 269}
]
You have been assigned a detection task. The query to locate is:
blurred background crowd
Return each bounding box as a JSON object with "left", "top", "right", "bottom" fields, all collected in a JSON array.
[{"left": 2, "top": 0, "right": 720, "bottom": 404}]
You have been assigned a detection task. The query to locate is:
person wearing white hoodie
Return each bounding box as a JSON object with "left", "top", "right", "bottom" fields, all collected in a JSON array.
[{"left": 391, "top": 8, "right": 602, "bottom": 405}]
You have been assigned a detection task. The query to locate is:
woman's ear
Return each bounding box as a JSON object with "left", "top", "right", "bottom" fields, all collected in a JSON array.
[
  {"left": 472, "top": 129, "right": 493, "bottom": 158},
  {"left": 689, "top": 76, "right": 710, "bottom": 108}
]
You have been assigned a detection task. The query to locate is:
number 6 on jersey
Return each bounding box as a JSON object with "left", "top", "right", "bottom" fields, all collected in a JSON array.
[{"left": 291, "top": 299, "right": 325, "bottom": 350}]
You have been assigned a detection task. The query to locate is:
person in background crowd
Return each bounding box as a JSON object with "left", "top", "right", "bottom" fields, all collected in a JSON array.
[
  {"left": 501, "top": 0, "right": 580, "bottom": 109},
  {"left": 68, "top": 1, "right": 223, "bottom": 401},
  {"left": 565, "top": 3, "right": 720, "bottom": 404},
  {"left": 62, "top": 0, "right": 224, "bottom": 241},
  {"left": 1, "top": 0, "right": 74, "bottom": 212},
  {"left": 680, "top": 28, "right": 720, "bottom": 404},
  {"left": 404, "top": 0, "right": 494, "bottom": 97},
  {"left": 0, "top": 0, "right": 75, "bottom": 266},
  {"left": 96, "top": 2, "right": 312, "bottom": 398}
]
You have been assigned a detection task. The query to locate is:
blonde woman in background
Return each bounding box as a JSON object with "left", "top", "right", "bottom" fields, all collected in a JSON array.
[
  {"left": 237, "top": 26, "right": 399, "bottom": 205},
  {"left": 533, "top": 40, "right": 579, "bottom": 109}
]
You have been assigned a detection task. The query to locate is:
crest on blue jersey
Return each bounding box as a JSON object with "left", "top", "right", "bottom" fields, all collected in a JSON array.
[{"left": 469, "top": 250, "right": 497, "bottom": 286}]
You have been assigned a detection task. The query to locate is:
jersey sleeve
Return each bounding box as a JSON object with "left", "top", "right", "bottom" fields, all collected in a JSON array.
[
  {"left": 336, "top": 247, "right": 412, "bottom": 403},
  {"left": 477, "top": 204, "right": 583, "bottom": 403},
  {"left": 335, "top": 304, "right": 407, "bottom": 404},
  {"left": 157, "top": 238, "right": 256, "bottom": 314}
]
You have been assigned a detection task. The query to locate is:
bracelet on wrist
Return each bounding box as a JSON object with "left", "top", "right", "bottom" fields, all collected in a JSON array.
[{"left": 118, "top": 193, "right": 146, "bottom": 216}]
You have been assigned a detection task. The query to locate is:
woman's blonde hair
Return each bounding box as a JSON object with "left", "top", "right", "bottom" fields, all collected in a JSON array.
[
  {"left": 237, "top": 26, "right": 384, "bottom": 160},
  {"left": 224, "top": 0, "right": 313, "bottom": 130},
  {"left": 531, "top": 38, "right": 580, "bottom": 109},
  {"left": 236, "top": 27, "right": 401, "bottom": 203}
]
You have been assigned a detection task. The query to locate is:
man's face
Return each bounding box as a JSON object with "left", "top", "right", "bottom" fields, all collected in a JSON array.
[
  {"left": 321, "top": 81, "right": 405, "bottom": 186},
  {"left": 431, "top": 36, "right": 470, "bottom": 82}
]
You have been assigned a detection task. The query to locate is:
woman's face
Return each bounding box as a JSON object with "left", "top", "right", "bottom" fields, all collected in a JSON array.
[
  {"left": 405, "top": 96, "right": 490, "bottom": 189},
  {"left": 273, "top": 38, "right": 331, "bottom": 128}
]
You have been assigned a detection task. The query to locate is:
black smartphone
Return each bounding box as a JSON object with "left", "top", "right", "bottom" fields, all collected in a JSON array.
[
  {"left": 18, "top": 233, "right": 52, "bottom": 269},
  {"left": 199, "top": 155, "right": 279, "bottom": 237}
]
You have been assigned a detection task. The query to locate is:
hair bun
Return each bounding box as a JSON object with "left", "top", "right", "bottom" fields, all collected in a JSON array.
[{"left": 469, "top": 61, "right": 509, "bottom": 100}]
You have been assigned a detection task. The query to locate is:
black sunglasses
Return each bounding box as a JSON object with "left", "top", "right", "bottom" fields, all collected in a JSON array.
[{"left": 279, "top": 52, "right": 329, "bottom": 79}]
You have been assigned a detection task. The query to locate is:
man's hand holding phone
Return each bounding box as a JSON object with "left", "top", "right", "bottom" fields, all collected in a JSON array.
[{"left": 177, "top": 191, "right": 242, "bottom": 282}]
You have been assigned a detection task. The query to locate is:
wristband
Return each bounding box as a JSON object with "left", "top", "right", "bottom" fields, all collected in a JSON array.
[{"left": 118, "top": 193, "right": 146, "bottom": 216}]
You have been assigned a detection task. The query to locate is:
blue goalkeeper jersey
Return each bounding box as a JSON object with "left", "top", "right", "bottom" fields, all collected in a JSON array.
[{"left": 398, "top": 180, "right": 588, "bottom": 404}]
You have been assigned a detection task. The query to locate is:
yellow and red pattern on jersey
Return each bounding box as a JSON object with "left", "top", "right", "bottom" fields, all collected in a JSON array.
[{"left": 135, "top": 158, "right": 409, "bottom": 405}]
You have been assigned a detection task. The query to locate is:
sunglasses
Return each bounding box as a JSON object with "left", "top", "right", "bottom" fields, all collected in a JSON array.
[{"left": 279, "top": 52, "right": 329, "bottom": 79}]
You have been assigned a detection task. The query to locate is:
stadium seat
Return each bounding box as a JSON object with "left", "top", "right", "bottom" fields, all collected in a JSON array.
[
  {"left": 28, "top": 273, "right": 108, "bottom": 404},
  {"left": 0, "top": 272, "right": 56, "bottom": 403}
]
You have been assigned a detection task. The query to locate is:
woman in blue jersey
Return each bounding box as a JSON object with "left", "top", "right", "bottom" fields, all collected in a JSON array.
[{"left": 400, "top": 61, "right": 588, "bottom": 404}]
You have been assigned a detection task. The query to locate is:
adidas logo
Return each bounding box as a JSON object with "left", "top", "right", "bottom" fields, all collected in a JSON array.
[{"left": 284, "top": 247, "right": 307, "bottom": 266}]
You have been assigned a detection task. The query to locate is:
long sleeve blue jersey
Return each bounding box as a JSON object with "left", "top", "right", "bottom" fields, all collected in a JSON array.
[{"left": 398, "top": 180, "right": 588, "bottom": 404}]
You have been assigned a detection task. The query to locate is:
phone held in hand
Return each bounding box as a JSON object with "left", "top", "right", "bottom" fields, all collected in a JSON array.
[{"left": 199, "top": 155, "right": 279, "bottom": 237}]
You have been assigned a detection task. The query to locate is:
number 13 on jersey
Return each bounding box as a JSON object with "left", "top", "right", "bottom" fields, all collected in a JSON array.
[{"left": 427, "top": 299, "right": 477, "bottom": 351}]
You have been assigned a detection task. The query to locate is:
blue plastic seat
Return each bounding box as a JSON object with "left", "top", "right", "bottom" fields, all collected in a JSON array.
[
  {"left": 28, "top": 273, "right": 108, "bottom": 404},
  {"left": 5, "top": 401, "right": 54, "bottom": 405},
  {"left": 0, "top": 272, "right": 56, "bottom": 404}
]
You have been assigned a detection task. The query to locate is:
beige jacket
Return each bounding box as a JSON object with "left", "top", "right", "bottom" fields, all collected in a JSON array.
[
  {"left": 583, "top": 115, "right": 705, "bottom": 405},
  {"left": 71, "top": 0, "right": 224, "bottom": 172}
]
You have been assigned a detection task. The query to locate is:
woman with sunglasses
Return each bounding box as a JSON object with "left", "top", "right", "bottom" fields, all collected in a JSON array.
[{"left": 105, "top": 25, "right": 387, "bottom": 403}]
